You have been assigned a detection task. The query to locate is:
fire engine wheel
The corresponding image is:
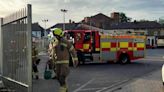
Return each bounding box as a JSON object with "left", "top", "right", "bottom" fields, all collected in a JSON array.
[{"left": 119, "top": 54, "right": 130, "bottom": 64}]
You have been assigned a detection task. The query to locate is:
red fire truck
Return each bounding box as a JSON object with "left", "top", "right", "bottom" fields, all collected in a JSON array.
[{"left": 65, "top": 30, "right": 146, "bottom": 64}]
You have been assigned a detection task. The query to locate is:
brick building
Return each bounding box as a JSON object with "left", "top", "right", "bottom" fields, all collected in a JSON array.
[{"left": 81, "top": 12, "right": 121, "bottom": 29}]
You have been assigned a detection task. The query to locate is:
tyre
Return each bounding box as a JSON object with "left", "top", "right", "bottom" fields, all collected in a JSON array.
[{"left": 119, "top": 54, "right": 130, "bottom": 64}]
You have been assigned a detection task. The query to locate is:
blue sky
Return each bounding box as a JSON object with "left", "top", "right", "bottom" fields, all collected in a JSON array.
[{"left": 0, "top": 0, "right": 164, "bottom": 28}]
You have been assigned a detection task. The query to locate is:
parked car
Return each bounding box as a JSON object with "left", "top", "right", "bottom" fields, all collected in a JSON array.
[
  {"left": 162, "top": 64, "right": 164, "bottom": 85},
  {"left": 161, "top": 56, "right": 164, "bottom": 85}
]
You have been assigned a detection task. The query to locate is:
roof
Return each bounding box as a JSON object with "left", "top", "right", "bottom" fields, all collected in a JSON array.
[
  {"left": 107, "top": 21, "right": 164, "bottom": 30},
  {"left": 91, "top": 13, "right": 111, "bottom": 20},
  {"left": 48, "top": 23, "right": 81, "bottom": 31},
  {"left": 32, "top": 23, "right": 44, "bottom": 31}
]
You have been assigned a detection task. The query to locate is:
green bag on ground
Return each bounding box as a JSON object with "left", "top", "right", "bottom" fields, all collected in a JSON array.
[{"left": 44, "top": 63, "right": 52, "bottom": 80}]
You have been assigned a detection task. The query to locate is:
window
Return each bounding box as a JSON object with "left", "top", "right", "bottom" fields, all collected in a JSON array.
[
  {"left": 84, "top": 32, "right": 91, "bottom": 42},
  {"left": 76, "top": 33, "right": 82, "bottom": 41},
  {"left": 147, "top": 39, "right": 150, "bottom": 45}
]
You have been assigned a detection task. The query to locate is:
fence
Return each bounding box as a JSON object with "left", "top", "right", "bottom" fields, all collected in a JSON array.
[{"left": 0, "top": 4, "right": 32, "bottom": 92}]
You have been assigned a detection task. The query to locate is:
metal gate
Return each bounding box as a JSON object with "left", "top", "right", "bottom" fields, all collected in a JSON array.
[{"left": 0, "top": 4, "right": 32, "bottom": 92}]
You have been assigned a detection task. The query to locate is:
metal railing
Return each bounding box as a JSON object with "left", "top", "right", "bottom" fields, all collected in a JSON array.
[{"left": 0, "top": 4, "right": 32, "bottom": 92}]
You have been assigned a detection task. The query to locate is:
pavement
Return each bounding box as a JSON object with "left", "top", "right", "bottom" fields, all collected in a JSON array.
[
  {"left": 104, "top": 69, "right": 164, "bottom": 92},
  {"left": 1, "top": 51, "right": 164, "bottom": 92},
  {"left": 33, "top": 51, "right": 164, "bottom": 92}
]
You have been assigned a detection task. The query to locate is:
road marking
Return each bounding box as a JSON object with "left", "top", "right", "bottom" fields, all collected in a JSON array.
[
  {"left": 104, "top": 70, "right": 161, "bottom": 92},
  {"left": 95, "top": 80, "right": 129, "bottom": 92},
  {"left": 80, "top": 87, "right": 105, "bottom": 91},
  {"left": 73, "top": 79, "right": 94, "bottom": 92}
]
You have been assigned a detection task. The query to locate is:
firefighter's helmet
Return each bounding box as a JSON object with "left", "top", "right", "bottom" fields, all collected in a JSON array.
[{"left": 52, "top": 28, "right": 64, "bottom": 37}]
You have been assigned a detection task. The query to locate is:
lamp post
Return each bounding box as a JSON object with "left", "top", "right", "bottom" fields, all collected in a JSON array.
[
  {"left": 61, "top": 9, "right": 68, "bottom": 31},
  {"left": 90, "top": 17, "right": 92, "bottom": 30},
  {"left": 42, "top": 19, "right": 48, "bottom": 50},
  {"left": 42, "top": 19, "right": 48, "bottom": 37}
]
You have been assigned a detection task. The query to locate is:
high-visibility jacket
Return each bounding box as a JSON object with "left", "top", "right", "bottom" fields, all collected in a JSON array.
[
  {"left": 52, "top": 37, "right": 78, "bottom": 64},
  {"left": 48, "top": 38, "right": 57, "bottom": 60}
]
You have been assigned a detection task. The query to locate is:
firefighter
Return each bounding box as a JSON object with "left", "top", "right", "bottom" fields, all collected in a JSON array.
[
  {"left": 47, "top": 33, "right": 58, "bottom": 79},
  {"left": 51, "top": 28, "right": 78, "bottom": 92},
  {"left": 32, "top": 42, "right": 40, "bottom": 80}
]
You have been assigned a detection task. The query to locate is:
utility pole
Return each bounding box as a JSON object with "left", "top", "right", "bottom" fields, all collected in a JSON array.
[{"left": 61, "top": 9, "right": 68, "bottom": 31}]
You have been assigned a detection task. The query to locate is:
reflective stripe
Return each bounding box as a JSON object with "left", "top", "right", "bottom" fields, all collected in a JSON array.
[
  {"left": 101, "top": 42, "right": 111, "bottom": 48},
  {"left": 60, "top": 43, "right": 67, "bottom": 47},
  {"left": 110, "top": 48, "right": 116, "bottom": 51},
  {"left": 120, "top": 42, "right": 128, "bottom": 48},
  {"left": 69, "top": 45, "right": 74, "bottom": 51},
  {"left": 128, "top": 47, "right": 133, "bottom": 50},
  {"left": 56, "top": 60, "right": 69, "bottom": 64},
  {"left": 101, "top": 35, "right": 111, "bottom": 39},
  {"left": 101, "top": 35, "right": 146, "bottom": 39},
  {"left": 73, "top": 57, "right": 78, "bottom": 61},
  {"left": 137, "top": 43, "right": 144, "bottom": 48},
  {"left": 83, "top": 44, "right": 89, "bottom": 49},
  {"left": 96, "top": 48, "right": 100, "bottom": 51},
  {"left": 80, "top": 49, "right": 84, "bottom": 51},
  {"left": 133, "top": 47, "right": 137, "bottom": 51}
]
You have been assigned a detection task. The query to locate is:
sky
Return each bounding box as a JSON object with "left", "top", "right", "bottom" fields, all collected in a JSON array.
[{"left": 0, "top": 0, "right": 164, "bottom": 28}]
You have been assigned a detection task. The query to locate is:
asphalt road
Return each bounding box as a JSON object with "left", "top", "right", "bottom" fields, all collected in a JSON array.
[{"left": 33, "top": 49, "right": 164, "bottom": 92}]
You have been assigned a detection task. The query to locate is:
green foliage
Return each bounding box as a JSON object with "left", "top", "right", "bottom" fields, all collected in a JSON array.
[{"left": 119, "top": 12, "right": 131, "bottom": 23}]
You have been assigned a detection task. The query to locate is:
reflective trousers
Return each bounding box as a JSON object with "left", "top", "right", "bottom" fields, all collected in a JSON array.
[{"left": 56, "top": 63, "right": 70, "bottom": 92}]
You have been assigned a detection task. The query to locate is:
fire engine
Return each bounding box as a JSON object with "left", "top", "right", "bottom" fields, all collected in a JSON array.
[{"left": 65, "top": 30, "right": 146, "bottom": 64}]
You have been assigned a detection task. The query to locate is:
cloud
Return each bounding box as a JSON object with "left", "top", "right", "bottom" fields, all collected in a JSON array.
[
  {"left": 0, "top": 0, "right": 164, "bottom": 27},
  {"left": 0, "top": 0, "right": 27, "bottom": 17}
]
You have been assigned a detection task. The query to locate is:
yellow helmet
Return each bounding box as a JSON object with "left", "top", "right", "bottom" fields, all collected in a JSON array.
[{"left": 52, "top": 28, "right": 64, "bottom": 37}]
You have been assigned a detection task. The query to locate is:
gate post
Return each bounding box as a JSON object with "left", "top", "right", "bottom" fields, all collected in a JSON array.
[
  {"left": 27, "top": 4, "right": 32, "bottom": 92},
  {"left": 0, "top": 18, "right": 3, "bottom": 76}
]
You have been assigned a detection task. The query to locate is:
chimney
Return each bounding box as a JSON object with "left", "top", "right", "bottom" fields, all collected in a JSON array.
[
  {"left": 111, "top": 12, "right": 120, "bottom": 23},
  {"left": 111, "top": 12, "right": 119, "bottom": 19}
]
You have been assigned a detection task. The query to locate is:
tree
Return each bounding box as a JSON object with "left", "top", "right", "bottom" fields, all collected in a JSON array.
[
  {"left": 119, "top": 13, "right": 131, "bottom": 23},
  {"left": 159, "top": 18, "right": 164, "bottom": 25}
]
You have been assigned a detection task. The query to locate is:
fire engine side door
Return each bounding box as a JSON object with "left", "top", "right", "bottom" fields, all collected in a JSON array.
[
  {"left": 91, "top": 31, "right": 100, "bottom": 53},
  {"left": 83, "top": 32, "right": 91, "bottom": 52}
]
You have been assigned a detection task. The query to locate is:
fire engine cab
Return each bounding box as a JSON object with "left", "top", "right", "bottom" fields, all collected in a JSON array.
[{"left": 65, "top": 30, "right": 146, "bottom": 64}]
